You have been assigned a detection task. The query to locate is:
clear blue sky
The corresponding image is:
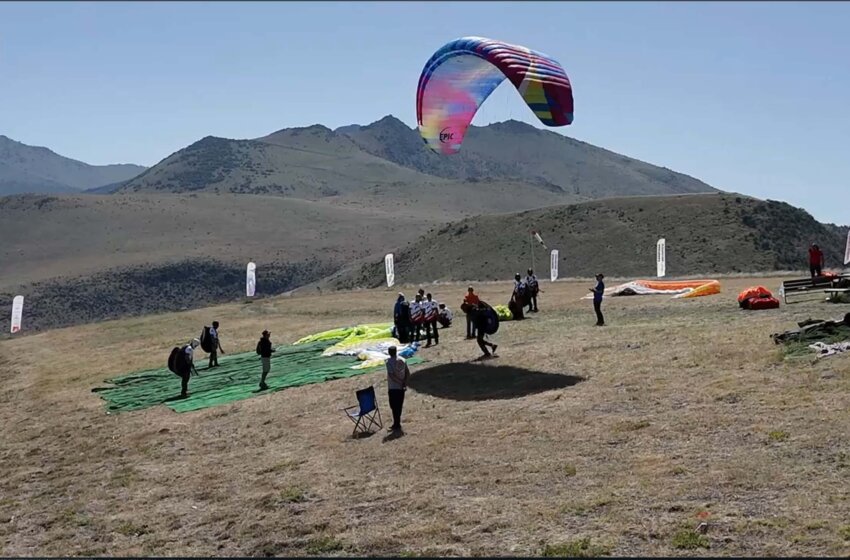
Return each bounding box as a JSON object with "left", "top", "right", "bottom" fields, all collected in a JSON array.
[{"left": 1, "top": 1, "right": 848, "bottom": 224}]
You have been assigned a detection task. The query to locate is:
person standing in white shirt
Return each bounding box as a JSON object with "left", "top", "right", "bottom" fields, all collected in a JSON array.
[{"left": 385, "top": 346, "right": 410, "bottom": 432}]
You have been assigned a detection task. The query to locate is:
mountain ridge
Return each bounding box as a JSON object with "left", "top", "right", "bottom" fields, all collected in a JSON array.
[
  {"left": 111, "top": 115, "right": 719, "bottom": 207},
  {"left": 0, "top": 135, "right": 147, "bottom": 195}
]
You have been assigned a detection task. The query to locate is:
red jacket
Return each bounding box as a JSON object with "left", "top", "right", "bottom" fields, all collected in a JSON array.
[{"left": 809, "top": 247, "right": 824, "bottom": 266}]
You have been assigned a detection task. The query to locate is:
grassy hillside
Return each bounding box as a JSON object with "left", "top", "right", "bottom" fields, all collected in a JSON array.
[
  {"left": 0, "top": 135, "right": 146, "bottom": 195},
  {"left": 0, "top": 193, "right": 437, "bottom": 330},
  {"left": 334, "top": 193, "right": 849, "bottom": 288},
  {"left": 2, "top": 278, "right": 848, "bottom": 556}
]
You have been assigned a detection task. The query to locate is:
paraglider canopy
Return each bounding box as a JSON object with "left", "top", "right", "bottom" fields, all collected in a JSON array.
[{"left": 417, "top": 36, "right": 574, "bottom": 154}]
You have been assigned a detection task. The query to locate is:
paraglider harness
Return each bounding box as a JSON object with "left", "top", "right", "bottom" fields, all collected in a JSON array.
[
  {"left": 393, "top": 300, "right": 412, "bottom": 344},
  {"left": 199, "top": 326, "right": 214, "bottom": 353},
  {"left": 474, "top": 301, "right": 500, "bottom": 336},
  {"left": 168, "top": 344, "right": 197, "bottom": 378}
]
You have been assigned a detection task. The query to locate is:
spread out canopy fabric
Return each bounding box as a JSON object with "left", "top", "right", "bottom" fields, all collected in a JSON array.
[
  {"left": 584, "top": 279, "right": 721, "bottom": 300},
  {"left": 611, "top": 279, "right": 721, "bottom": 299},
  {"left": 417, "top": 36, "right": 573, "bottom": 154}
]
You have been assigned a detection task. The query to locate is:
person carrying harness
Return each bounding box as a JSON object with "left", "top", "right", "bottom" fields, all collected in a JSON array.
[
  {"left": 179, "top": 338, "right": 201, "bottom": 398},
  {"left": 470, "top": 302, "right": 499, "bottom": 359},
  {"left": 393, "top": 293, "right": 411, "bottom": 344}
]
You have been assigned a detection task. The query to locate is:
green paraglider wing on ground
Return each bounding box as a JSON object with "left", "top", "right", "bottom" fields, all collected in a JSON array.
[{"left": 92, "top": 340, "right": 422, "bottom": 414}]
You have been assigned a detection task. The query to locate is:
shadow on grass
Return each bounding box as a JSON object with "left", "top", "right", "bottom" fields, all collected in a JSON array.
[{"left": 408, "top": 363, "right": 584, "bottom": 401}]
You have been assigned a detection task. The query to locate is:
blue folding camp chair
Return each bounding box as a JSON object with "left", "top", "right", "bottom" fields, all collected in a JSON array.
[{"left": 343, "top": 386, "right": 383, "bottom": 436}]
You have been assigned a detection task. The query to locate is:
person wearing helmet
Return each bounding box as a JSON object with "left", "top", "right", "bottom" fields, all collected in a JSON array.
[{"left": 179, "top": 338, "right": 201, "bottom": 398}]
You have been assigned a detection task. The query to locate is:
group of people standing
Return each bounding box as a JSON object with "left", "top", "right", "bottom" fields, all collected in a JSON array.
[
  {"left": 172, "top": 322, "right": 275, "bottom": 398},
  {"left": 392, "top": 289, "right": 452, "bottom": 347}
]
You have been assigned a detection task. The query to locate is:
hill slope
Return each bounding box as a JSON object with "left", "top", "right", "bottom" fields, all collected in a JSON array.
[
  {"left": 113, "top": 116, "right": 718, "bottom": 211},
  {"left": 0, "top": 193, "right": 435, "bottom": 331},
  {"left": 338, "top": 117, "right": 717, "bottom": 198},
  {"left": 333, "top": 193, "right": 849, "bottom": 288},
  {"left": 0, "top": 135, "right": 146, "bottom": 195}
]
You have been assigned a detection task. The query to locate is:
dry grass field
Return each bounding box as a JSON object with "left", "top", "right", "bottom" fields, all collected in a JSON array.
[{"left": 1, "top": 276, "right": 849, "bottom": 556}]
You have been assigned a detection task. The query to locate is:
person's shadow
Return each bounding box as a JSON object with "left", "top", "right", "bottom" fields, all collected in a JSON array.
[
  {"left": 382, "top": 430, "right": 405, "bottom": 443},
  {"left": 407, "top": 363, "right": 583, "bottom": 401}
]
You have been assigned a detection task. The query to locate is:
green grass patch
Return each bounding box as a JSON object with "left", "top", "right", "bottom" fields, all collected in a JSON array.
[
  {"left": 671, "top": 528, "right": 710, "bottom": 550},
  {"left": 542, "top": 537, "right": 611, "bottom": 557}
]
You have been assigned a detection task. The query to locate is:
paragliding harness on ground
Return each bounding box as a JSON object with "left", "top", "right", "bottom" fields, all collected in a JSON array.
[
  {"left": 738, "top": 286, "right": 780, "bottom": 311},
  {"left": 167, "top": 345, "right": 193, "bottom": 378},
  {"left": 509, "top": 283, "right": 527, "bottom": 320},
  {"left": 199, "top": 326, "right": 214, "bottom": 353}
]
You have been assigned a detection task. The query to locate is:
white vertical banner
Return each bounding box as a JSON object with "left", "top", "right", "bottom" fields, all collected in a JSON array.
[
  {"left": 550, "top": 249, "right": 559, "bottom": 282},
  {"left": 10, "top": 295, "right": 23, "bottom": 334},
  {"left": 657, "top": 238, "right": 667, "bottom": 278},
  {"left": 246, "top": 262, "right": 256, "bottom": 297},
  {"left": 385, "top": 253, "right": 395, "bottom": 288},
  {"left": 845, "top": 231, "right": 850, "bottom": 265}
]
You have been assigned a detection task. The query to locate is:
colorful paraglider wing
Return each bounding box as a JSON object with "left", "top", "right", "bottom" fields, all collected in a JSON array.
[{"left": 417, "top": 36, "right": 573, "bottom": 154}]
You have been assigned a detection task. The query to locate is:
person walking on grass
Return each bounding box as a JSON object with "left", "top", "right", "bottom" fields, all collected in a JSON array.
[
  {"left": 590, "top": 273, "right": 606, "bottom": 326},
  {"left": 256, "top": 329, "right": 275, "bottom": 390},
  {"left": 179, "top": 338, "right": 201, "bottom": 398},
  {"left": 470, "top": 303, "right": 499, "bottom": 359},
  {"left": 385, "top": 346, "right": 410, "bottom": 432},
  {"left": 208, "top": 320, "right": 225, "bottom": 368}
]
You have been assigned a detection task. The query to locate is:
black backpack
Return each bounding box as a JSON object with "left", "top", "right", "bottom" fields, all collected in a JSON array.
[
  {"left": 398, "top": 301, "right": 411, "bottom": 324},
  {"left": 478, "top": 301, "right": 500, "bottom": 335},
  {"left": 199, "top": 326, "right": 213, "bottom": 353},
  {"left": 168, "top": 345, "right": 189, "bottom": 376}
]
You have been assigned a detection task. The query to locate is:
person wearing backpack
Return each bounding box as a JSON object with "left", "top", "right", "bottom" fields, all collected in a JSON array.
[
  {"left": 179, "top": 338, "right": 201, "bottom": 398},
  {"left": 208, "top": 321, "right": 225, "bottom": 368},
  {"left": 471, "top": 303, "right": 499, "bottom": 359},
  {"left": 256, "top": 329, "right": 275, "bottom": 391},
  {"left": 393, "top": 293, "right": 411, "bottom": 344}
]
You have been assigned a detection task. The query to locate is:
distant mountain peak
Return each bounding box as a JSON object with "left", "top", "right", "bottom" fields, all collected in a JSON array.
[
  {"left": 479, "top": 119, "right": 541, "bottom": 134},
  {"left": 365, "top": 115, "right": 413, "bottom": 130},
  {"left": 0, "top": 134, "right": 146, "bottom": 195}
]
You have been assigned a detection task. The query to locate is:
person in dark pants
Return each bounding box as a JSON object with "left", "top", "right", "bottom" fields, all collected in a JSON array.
[
  {"left": 809, "top": 243, "right": 825, "bottom": 277},
  {"left": 590, "top": 273, "right": 606, "bottom": 326},
  {"left": 463, "top": 286, "right": 480, "bottom": 339},
  {"left": 471, "top": 304, "right": 499, "bottom": 358},
  {"left": 525, "top": 268, "right": 539, "bottom": 313},
  {"left": 424, "top": 293, "right": 439, "bottom": 347},
  {"left": 256, "top": 329, "right": 275, "bottom": 390},
  {"left": 393, "top": 293, "right": 411, "bottom": 343},
  {"left": 179, "top": 338, "right": 201, "bottom": 398},
  {"left": 385, "top": 346, "right": 410, "bottom": 432},
  {"left": 208, "top": 321, "right": 225, "bottom": 368},
  {"left": 410, "top": 294, "right": 424, "bottom": 343}
]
